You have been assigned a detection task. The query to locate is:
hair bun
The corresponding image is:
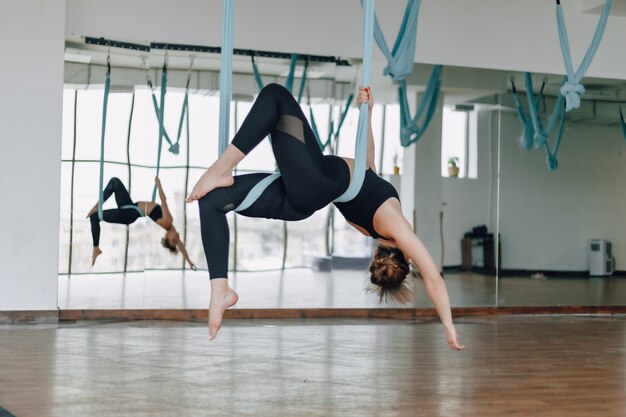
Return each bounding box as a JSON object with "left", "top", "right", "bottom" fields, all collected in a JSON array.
[{"left": 368, "top": 245, "right": 414, "bottom": 304}]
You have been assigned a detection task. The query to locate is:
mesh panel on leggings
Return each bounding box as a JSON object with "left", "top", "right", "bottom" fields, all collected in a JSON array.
[{"left": 275, "top": 114, "right": 305, "bottom": 143}]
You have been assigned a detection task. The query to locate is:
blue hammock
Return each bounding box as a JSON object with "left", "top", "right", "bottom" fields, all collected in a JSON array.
[
  {"left": 97, "top": 58, "right": 145, "bottom": 220},
  {"left": 398, "top": 67, "right": 441, "bottom": 147},
  {"left": 309, "top": 91, "right": 355, "bottom": 152},
  {"left": 367, "top": 0, "right": 441, "bottom": 147},
  {"left": 619, "top": 106, "right": 626, "bottom": 141},
  {"left": 524, "top": 73, "right": 567, "bottom": 171},
  {"left": 150, "top": 62, "right": 168, "bottom": 202},
  {"left": 556, "top": 0, "right": 612, "bottom": 111},
  {"left": 250, "top": 53, "right": 303, "bottom": 99},
  {"left": 510, "top": 76, "right": 546, "bottom": 151},
  {"left": 146, "top": 65, "right": 191, "bottom": 156},
  {"left": 97, "top": 58, "right": 112, "bottom": 220}
]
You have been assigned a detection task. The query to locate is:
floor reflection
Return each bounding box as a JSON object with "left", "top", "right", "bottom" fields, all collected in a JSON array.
[
  {"left": 58, "top": 270, "right": 498, "bottom": 309},
  {"left": 499, "top": 275, "right": 626, "bottom": 306}
]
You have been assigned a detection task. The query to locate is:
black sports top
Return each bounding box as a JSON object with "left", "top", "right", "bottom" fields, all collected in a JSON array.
[
  {"left": 147, "top": 204, "right": 163, "bottom": 222},
  {"left": 334, "top": 168, "right": 399, "bottom": 240}
]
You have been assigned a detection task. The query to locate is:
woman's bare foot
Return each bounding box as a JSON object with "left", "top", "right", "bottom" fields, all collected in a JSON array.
[
  {"left": 186, "top": 167, "right": 234, "bottom": 203},
  {"left": 186, "top": 145, "right": 245, "bottom": 203},
  {"left": 208, "top": 278, "right": 239, "bottom": 340},
  {"left": 91, "top": 247, "right": 102, "bottom": 266}
]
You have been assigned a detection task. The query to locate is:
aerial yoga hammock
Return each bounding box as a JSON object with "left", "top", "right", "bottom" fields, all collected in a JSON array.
[
  {"left": 620, "top": 106, "right": 626, "bottom": 142},
  {"left": 508, "top": 0, "right": 612, "bottom": 171},
  {"left": 185, "top": 0, "right": 463, "bottom": 352},
  {"left": 252, "top": 54, "right": 355, "bottom": 153},
  {"left": 510, "top": 74, "right": 566, "bottom": 171},
  {"left": 89, "top": 53, "right": 195, "bottom": 269},
  {"left": 366, "top": 0, "right": 442, "bottom": 147},
  {"left": 145, "top": 57, "right": 193, "bottom": 157},
  {"left": 555, "top": 0, "right": 612, "bottom": 112}
]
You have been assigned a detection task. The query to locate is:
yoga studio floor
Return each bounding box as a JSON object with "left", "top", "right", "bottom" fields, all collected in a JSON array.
[{"left": 1, "top": 315, "right": 625, "bottom": 417}]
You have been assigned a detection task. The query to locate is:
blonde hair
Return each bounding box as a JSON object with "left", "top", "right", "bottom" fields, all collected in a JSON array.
[{"left": 368, "top": 245, "right": 417, "bottom": 305}]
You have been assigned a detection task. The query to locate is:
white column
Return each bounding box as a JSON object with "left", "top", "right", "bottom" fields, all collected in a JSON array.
[
  {"left": 412, "top": 95, "right": 444, "bottom": 269},
  {"left": 0, "top": 1, "right": 66, "bottom": 312}
]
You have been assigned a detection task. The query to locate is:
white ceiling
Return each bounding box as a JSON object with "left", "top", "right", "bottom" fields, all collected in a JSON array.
[{"left": 64, "top": 0, "right": 626, "bottom": 106}]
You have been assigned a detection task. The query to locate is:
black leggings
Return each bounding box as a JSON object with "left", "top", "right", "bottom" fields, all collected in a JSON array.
[
  {"left": 198, "top": 83, "right": 349, "bottom": 278},
  {"left": 89, "top": 177, "right": 141, "bottom": 246}
]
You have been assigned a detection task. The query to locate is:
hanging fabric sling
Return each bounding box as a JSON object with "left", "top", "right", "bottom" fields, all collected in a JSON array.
[
  {"left": 220, "top": 0, "right": 375, "bottom": 211},
  {"left": 251, "top": 55, "right": 265, "bottom": 92},
  {"left": 510, "top": 76, "right": 546, "bottom": 151},
  {"left": 398, "top": 68, "right": 441, "bottom": 146},
  {"left": 253, "top": 53, "right": 354, "bottom": 152},
  {"left": 284, "top": 54, "right": 299, "bottom": 94},
  {"left": 366, "top": 0, "right": 442, "bottom": 147},
  {"left": 296, "top": 56, "right": 309, "bottom": 104},
  {"left": 300, "top": 56, "right": 354, "bottom": 152},
  {"left": 308, "top": 86, "right": 354, "bottom": 152},
  {"left": 217, "top": 0, "right": 235, "bottom": 156},
  {"left": 330, "top": 0, "right": 375, "bottom": 203},
  {"left": 524, "top": 72, "right": 566, "bottom": 171},
  {"left": 97, "top": 57, "right": 144, "bottom": 220},
  {"left": 216, "top": 0, "right": 277, "bottom": 212},
  {"left": 250, "top": 53, "right": 303, "bottom": 99},
  {"left": 97, "top": 57, "right": 112, "bottom": 221},
  {"left": 151, "top": 61, "right": 168, "bottom": 202},
  {"left": 556, "top": 0, "right": 612, "bottom": 111},
  {"left": 146, "top": 63, "right": 192, "bottom": 156},
  {"left": 619, "top": 106, "right": 626, "bottom": 141}
]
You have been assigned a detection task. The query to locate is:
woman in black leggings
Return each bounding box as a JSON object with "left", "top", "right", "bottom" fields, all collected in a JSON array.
[
  {"left": 87, "top": 177, "right": 195, "bottom": 269},
  {"left": 187, "top": 83, "right": 463, "bottom": 350}
]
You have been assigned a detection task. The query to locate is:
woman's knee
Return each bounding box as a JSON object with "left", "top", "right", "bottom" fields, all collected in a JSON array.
[
  {"left": 198, "top": 190, "right": 230, "bottom": 215},
  {"left": 261, "top": 82, "right": 287, "bottom": 95},
  {"left": 259, "top": 82, "right": 291, "bottom": 102},
  {"left": 108, "top": 177, "right": 122, "bottom": 188}
]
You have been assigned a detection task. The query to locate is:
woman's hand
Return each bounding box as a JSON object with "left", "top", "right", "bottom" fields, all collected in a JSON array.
[
  {"left": 189, "top": 262, "right": 197, "bottom": 271},
  {"left": 444, "top": 324, "right": 465, "bottom": 351},
  {"left": 357, "top": 86, "right": 374, "bottom": 111},
  {"left": 155, "top": 176, "right": 162, "bottom": 189}
]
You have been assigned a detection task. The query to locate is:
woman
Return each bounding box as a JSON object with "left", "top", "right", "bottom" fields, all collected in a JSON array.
[
  {"left": 87, "top": 176, "right": 196, "bottom": 270},
  {"left": 187, "top": 83, "right": 463, "bottom": 350}
]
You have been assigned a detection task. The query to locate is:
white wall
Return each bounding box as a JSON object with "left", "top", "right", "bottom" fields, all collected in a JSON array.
[
  {"left": 498, "top": 109, "right": 626, "bottom": 271},
  {"left": 441, "top": 103, "right": 626, "bottom": 272},
  {"left": 442, "top": 110, "right": 498, "bottom": 266},
  {"left": 413, "top": 99, "right": 444, "bottom": 269},
  {"left": 0, "top": 1, "right": 66, "bottom": 310},
  {"left": 65, "top": 0, "right": 626, "bottom": 80}
]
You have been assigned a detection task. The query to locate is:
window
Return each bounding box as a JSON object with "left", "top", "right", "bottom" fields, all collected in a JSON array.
[
  {"left": 441, "top": 107, "right": 477, "bottom": 178},
  {"left": 60, "top": 86, "right": 417, "bottom": 274},
  {"left": 60, "top": 88, "right": 333, "bottom": 274}
]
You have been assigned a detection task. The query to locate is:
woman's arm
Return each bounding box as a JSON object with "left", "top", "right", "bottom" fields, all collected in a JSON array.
[
  {"left": 176, "top": 241, "right": 197, "bottom": 270},
  {"left": 155, "top": 177, "right": 173, "bottom": 227},
  {"left": 395, "top": 229, "right": 464, "bottom": 350},
  {"left": 357, "top": 87, "right": 377, "bottom": 171},
  {"left": 367, "top": 111, "right": 376, "bottom": 171},
  {"left": 376, "top": 204, "right": 465, "bottom": 350}
]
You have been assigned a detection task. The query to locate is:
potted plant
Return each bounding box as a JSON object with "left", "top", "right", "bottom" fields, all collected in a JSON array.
[
  {"left": 447, "top": 157, "right": 460, "bottom": 178},
  {"left": 392, "top": 151, "right": 401, "bottom": 175}
]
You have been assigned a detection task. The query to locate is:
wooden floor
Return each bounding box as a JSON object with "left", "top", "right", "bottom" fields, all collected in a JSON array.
[{"left": 1, "top": 316, "right": 625, "bottom": 416}]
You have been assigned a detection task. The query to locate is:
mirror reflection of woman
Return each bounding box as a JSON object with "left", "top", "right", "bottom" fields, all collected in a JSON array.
[
  {"left": 87, "top": 176, "right": 196, "bottom": 270},
  {"left": 187, "top": 83, "right": 464, "bottom": 350}
]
